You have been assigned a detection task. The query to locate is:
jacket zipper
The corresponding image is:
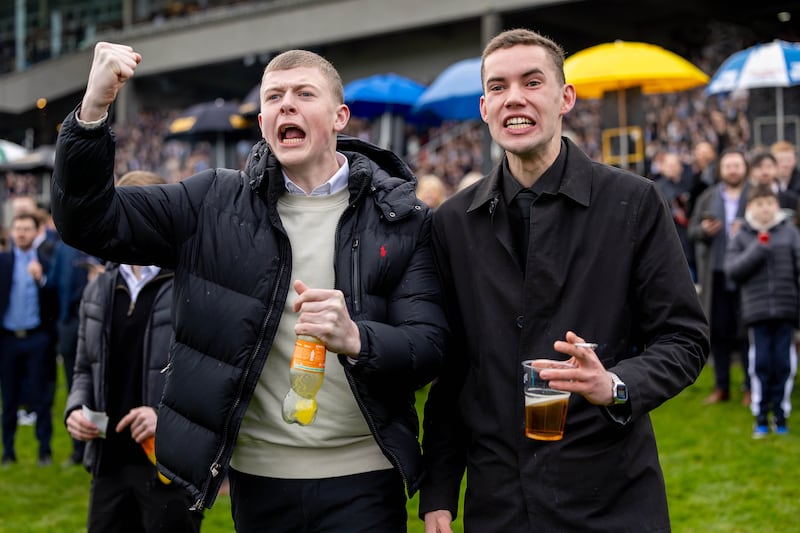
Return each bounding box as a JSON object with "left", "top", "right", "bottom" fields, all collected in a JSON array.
[
  {"left": 333, "top": 185, "right": 410, "bottom": 492},
  {"left": 344, "top": 368, "right": 410, "bottom": 490},
  {"left": 351, "top": 239, "right": 362, "bottom": 314},
  {"left": 144, "top": 280, "right": 171, "bottom": 407},
  {"left": 191, "top": 241, "right": 289, "bottom": 510}
]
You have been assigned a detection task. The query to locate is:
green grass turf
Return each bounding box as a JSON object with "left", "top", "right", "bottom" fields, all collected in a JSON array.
[{"left": 1, "top": 360, "right": 795, "bottom": 532}]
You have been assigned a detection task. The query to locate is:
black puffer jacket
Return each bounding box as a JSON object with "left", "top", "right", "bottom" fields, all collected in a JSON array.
[
  {"left": 52, "top": 109, "right": 447, "bottom": 509},
  {"left": 64, "top": 264, "right": 174, "bottom": 475},
  {"left": 725, "top": 213, "right": 800, "bottom": 326}
]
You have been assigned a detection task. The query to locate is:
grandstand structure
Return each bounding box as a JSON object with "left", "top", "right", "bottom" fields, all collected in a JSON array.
[{"left": 0, "top": 0, "right": 797, "bottom": 146}]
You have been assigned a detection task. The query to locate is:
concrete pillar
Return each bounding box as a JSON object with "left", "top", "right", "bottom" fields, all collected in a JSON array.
[
  {"left": 481, "top": 11, "right": 501, "bottom": 46},
  {"left": 480, "top": 11, "right": 501, "bottom": 173},
  {"left": 123, "top": 0, "right": 133, "bottom": 29},
  {"left": 115, "top": 80, "right": 139, "bottom": 126},
  {"left": 15, "top": 0, "right": 26, "bottom": 71}
]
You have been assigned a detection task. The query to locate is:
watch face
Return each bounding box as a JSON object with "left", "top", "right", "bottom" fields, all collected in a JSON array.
[{"left": 615, "top": 384, "right": 628, "bottom": 402}]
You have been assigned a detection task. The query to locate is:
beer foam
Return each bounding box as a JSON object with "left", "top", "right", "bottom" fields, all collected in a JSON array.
[{"left": 524, "top": 391, "right": 570, "bottom": 405}]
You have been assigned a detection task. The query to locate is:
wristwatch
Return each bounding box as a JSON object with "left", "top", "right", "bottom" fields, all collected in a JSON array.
[{"left": 608, "top": 372, "right": 628, "bottom": 405}]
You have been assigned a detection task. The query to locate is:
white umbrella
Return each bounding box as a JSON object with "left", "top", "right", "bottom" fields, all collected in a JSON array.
[
  {"left": 706, "top": 40, "right": 800, "bottom": 141},
  {"left": 0, "top": 139, "right": 29, "bottom": 164}
]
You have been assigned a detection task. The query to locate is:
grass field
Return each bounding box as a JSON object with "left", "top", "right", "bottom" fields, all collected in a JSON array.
[{"left": 0, "top": 361, "right": 795, "bottom": 532}]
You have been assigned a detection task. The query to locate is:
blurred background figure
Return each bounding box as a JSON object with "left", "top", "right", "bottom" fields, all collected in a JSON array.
[
  {"left": 725, "top": 184, "right": 799, "bottom": 438},
  {"left": 689, "top": 149, "right": 751, "bottom": 406},
  {"left": 455, "top": 171, "right": 484, "bottom": 193},
  {"left": 771, "top": 141, "right": 800, "bottom": 195},
  {"left": 688, "top": 141, "right": 717, "bottom": 216},
  {"left": 749, "top": 151, "right": 799, "bottom": 220},
  {"left": 0, "top": 212, "right": 58, "bottom": 466},
  {"left": 45, "top": 240, "right": 98, "bottom": 466},
  {"left": 655, "top": 152, "right": 695, "bottom": 280},
  {"left": 416, "top": 173, "right": 447, "bottom": 210}
]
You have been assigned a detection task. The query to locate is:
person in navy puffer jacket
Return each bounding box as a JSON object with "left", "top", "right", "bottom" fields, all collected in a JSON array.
[{"left": 726, "top": 184, "right": 800, "bottom": 438}]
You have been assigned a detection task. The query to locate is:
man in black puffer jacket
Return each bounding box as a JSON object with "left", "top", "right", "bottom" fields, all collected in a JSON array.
[{"left": 52, "top": 43, "right": 447, "bottom": 532}]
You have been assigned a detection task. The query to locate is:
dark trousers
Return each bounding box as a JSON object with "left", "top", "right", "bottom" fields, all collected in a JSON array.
[
  {"left": 58, "top": 316, "right": 80, "bottom": 389},
  {"left": 229, "top": 468, "right": 407, "bottom": 533},
  {"left": 748, "top": 320, "right": 796, "bottom": 425},
  {"left": 58, "top": 316, "right": 85, "bottom": 460},
  {"left": 0, "top": 329, "right": 52, "bottom": 459},
  {"left": 710, "top": 272, "right": 749, "bottom": 393},
  {"left": 88, "top": 464, "right": 203, "bottom": 533}
]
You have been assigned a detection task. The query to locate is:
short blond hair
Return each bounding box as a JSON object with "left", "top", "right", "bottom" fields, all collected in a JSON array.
[
  {"left": 263, "top": 50, "right": 344, "bottom": 104},
  {"left": 771, "top": 140, "right": 796, "bottom": 156},
  {"left": 116, "top": 170, "right": 166, "bottom": 187}
]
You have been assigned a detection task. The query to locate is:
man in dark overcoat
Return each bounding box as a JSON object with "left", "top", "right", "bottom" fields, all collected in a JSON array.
[{"left": 420, "top": 28, "right": 709, "bottom": 532}]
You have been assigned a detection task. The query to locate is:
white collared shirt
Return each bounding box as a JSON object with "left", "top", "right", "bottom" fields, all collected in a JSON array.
[
  {"left": 283, "top": 152, "right": 349, "bottom": 196},
  {"left": 119, "top": 264, "right": 161, "bottom": 304}
]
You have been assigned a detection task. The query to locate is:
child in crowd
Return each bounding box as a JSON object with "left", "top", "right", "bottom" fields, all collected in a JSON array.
[{"left": 725, "top": 184, "right": 800, "bottom": 438}]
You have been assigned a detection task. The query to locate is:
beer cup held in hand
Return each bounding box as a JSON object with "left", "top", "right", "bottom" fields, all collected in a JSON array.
[{"left": 522, "top": 360, "right": 572, "bottom": 441}]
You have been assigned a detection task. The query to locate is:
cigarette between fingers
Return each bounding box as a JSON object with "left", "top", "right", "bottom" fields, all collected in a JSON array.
[{"left": 574, "top": 342, "right": 598, "bottom": 350}]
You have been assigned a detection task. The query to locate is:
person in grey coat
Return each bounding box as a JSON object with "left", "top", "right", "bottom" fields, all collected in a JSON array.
[
  {"left": 688, "top": 149, "right": 751, "bottom": 405},
  {"left": 725, "top": 184, "right": 800, "bottom": 438}
]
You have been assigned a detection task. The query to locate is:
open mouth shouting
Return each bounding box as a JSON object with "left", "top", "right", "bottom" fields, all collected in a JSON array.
[{"left": 279, "top": 124, "right": 306, "bottom": 144}]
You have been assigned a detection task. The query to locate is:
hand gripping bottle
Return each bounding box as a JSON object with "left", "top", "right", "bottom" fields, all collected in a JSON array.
[
  {"left": 282, "top": 335, "right": 327, "bottom": 425},
  {"left": 141, "top": 436, "right": 172, "bottom": 484}
]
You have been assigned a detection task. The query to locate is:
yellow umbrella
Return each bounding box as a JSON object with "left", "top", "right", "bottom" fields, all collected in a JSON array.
[
  {"left": 564, "top": 40, "right": 708, "bottom": 167},
  {"left": 564, "top": 40, "right": 709, "bottom": 99}
]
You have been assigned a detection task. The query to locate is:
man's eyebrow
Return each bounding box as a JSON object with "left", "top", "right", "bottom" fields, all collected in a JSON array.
[
  {"left": 263, "top": 82, "right": 318, "bottom": 93},
  {"left": 485, "top": 68, "right": 546, "bottom": 86}
]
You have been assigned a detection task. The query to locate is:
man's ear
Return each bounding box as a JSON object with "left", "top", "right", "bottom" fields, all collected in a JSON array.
[
  {"left": 334, "top": 104, "right": 350, "bottom": 133},
  {"left": 560, "top": 84, "right": 576, "bottom": 116}
]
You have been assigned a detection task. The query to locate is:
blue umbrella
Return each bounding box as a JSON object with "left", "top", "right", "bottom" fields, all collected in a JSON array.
[
  {"left": 344, "top": 73, "right": 426, "bottom": 119},
  {"left": 707, "top": 40, "right": 800, "bottom": 141},
  {"left": 412, "top": 57, "right": 483, "bottom": 121}
]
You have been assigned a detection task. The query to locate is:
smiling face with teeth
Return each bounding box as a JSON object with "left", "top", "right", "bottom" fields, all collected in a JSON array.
[
  {"left": 259, "top": 58, "right": 349, "bottom": 191},
  {"left": 480, "top": 44, "right": 575, "bottom": 184}
]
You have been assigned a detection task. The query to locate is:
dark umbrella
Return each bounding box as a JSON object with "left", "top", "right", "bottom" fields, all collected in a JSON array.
[
  {"left": 166, "top": 99, "right": 254, "bottom": 138},
  {"left": 166, "top": 99, "right": 257, "bottom": 167},
  {"left": 239, "top": 84, "right": 261, "bottom": 118}
]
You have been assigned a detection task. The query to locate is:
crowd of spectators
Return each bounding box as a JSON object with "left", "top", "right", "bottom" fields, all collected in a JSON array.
[{"left": 3, "top": 19, "right": 798, "bottom": 202}]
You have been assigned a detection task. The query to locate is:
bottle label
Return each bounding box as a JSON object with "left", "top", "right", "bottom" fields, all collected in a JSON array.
[{"left": 291, "top": 338, "right": 327, "bottom": 373}]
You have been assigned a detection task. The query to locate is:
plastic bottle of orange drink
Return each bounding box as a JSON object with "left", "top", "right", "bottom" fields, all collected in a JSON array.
[
  {"left": 282, "top": 335, "right": 327, "bottom": 425},
  {"left": 141, "top": 436, "right": 171, "bottom": 484}
]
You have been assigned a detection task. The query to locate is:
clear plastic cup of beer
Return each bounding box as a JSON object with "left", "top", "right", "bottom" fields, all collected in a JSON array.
[{"left": 522, "top": 360, "right": 573, "bottom": 441}]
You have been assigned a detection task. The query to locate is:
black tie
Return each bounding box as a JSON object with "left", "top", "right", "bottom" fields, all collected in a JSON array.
[{"left": 514, "top": 189, "right": 536, "bottom": 264}]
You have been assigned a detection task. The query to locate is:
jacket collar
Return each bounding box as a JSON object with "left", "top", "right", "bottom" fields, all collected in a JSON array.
[
  {"left": 467, "top": 137, "right": 593, "bottom": 213},
  {"left": 745, "top": 208, "right": 787, "bottom": 232},
  {"left": 244, "top": 135, "right": 421, "bottom": 222}
]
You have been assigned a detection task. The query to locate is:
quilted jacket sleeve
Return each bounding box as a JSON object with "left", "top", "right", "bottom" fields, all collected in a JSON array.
[{"left": 52, "top": 108, "right": 214, "bottom": 268}]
